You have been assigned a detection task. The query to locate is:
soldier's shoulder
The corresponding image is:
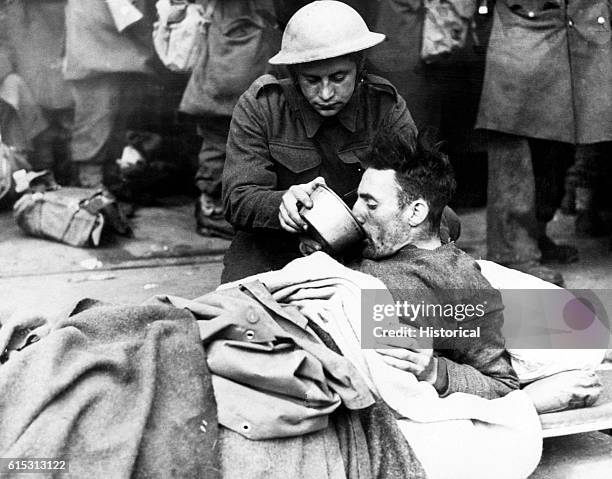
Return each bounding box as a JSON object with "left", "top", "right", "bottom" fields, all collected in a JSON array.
[
  {"left": 249, "top": 74, "right": 285, "bottom": 98},
  {"left": 363, "top": 74, "right": 399, "bottom": 101}
]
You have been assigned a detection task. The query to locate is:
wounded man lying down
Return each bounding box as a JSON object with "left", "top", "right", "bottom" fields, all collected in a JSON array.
[{"left": 301, "top": 129, "right": 519, "bottom": 399}]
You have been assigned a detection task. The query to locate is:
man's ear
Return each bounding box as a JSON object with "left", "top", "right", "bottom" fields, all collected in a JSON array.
[{"left": 406, "top": 198, "right": 429, "bottom": 227}]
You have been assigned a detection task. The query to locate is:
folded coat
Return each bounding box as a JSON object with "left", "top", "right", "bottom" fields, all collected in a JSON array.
[{"left": 151, "top": 281, "right": 375, "bottom": 440}]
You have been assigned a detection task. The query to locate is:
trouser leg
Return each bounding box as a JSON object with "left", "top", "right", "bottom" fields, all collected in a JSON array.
[
  {"left": 50, "top": 108, "right": 74, "bottom": 185},
  {"left": 486, "top": 131, "right": 540, "bottom": 264},
  {"left": 573, "top": 144, "right": 601, "bottom": 190},
  {"left": 529, "top": 139, "right": 579, "bottom": 262},
  {"left": 194, "top": 117, "right": 234, "bottom": 238},
  {"left": 30, "top": 108, "right": 74, "bottom": 174},
  {"left": 530, "top": 139, "right": 573, "bottom": 227},
  {"left": 31, "top": 127, "right": 55, "bottom": 171},
  {"left": 573, "top": 143, "right": 607, "bottom": 237},
  {"left": 0, "top": 100, "right": 29, "bottom": 152},
  {"left": 70, "top": 74, "right": 144, "bottom": 187},
  {"left": 195, "top": 116, "right": 231, "bottom": 199}
]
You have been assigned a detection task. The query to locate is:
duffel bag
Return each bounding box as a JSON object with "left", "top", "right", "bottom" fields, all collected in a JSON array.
[{"left": 13, "top": 187, "right": 130, "bottom": 247}]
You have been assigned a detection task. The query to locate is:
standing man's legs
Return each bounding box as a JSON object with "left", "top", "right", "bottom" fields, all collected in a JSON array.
[
  {"left": 194, "top": 116, "right": 234, "bottom": 238},
  {"left": 531, "top": 138, "right": 579, "bottom": 262},
  {"left": 70, "top": 74, "right": 144, "bottom": 188},
  {"left": 486, "top": 131, "right": 564, "bottom": 285},
  {"left": 31, "top": 108, "right": 73, "bottom": 182},
  {"left": 573, "top": 143, "right": 607, "bottom": 237}
]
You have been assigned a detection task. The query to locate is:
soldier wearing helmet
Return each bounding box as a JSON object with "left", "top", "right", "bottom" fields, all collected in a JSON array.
[{"left": 220, "top": 1, "right": 420, "bottom": 282}]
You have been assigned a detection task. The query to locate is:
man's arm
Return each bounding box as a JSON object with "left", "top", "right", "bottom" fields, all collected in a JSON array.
[
  {"left": 374, "top": 328, "right": 517, "bottom": 400},
  {"left": 435, "top": 293, "right": 519, "bottom": 399},
  {"left": 361, "top": 257, "right": 519, "bottom": 400},
  {"left": 437, "top": 351, "right": 518, "bottom": 399},
  {"left": 222, "top": 86, "right": 285, "bottom": 231}
]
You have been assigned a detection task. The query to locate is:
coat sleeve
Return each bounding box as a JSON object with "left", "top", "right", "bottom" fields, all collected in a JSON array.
[
  {"left": 222, "top": 88, "right": 285, "bottom": 231},
  {"left": 357, "top": 252, "right": 518, "bottom": 400},
  {"left": 436, "top": 292, "right": 519, "bottom": 399}
]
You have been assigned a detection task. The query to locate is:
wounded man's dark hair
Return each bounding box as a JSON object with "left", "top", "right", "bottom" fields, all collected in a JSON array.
[{"left": 362, "top": 129, "right": 456, "bottom": 231}]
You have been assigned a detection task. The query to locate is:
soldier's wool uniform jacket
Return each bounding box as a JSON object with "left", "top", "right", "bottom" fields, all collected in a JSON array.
[{"left": 221, "top": 73, "right": 417, "bottom": 282}]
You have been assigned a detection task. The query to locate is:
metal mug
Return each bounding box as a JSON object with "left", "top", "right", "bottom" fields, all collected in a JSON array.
[{"left": 299, "top": 184, "right": 365, "bottom": 255}]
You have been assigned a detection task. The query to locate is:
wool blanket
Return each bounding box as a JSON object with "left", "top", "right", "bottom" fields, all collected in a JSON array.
[
  {"left": 221, "top": 252, "right": 543, "bottom": 479},
  {"left": 0, "top": 300, "right": 219, "bottom": 479}
]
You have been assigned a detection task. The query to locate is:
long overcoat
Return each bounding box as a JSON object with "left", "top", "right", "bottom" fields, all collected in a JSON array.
[
  {"left": 477, "top": 0, "right": 612, "bottom": 144},
  {"left": 63, "top": 0, "right": 157, "bottom": 80}
]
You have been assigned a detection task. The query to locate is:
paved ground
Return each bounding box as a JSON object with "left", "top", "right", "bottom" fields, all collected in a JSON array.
[
  {"left": 0, "top": 196, "right": 229, "bottom": 277},
  {"left": 1, "top": 198, "right": 611, "bottom": 320},
  {"left": 0, "top": 198, "right": 228, "bottom": 319},
  {"left": 0, "top": 259, "right": 223, "bottom": 320},
  {"left": 457, "top": 209, "right": 612, "bottom": 289}
]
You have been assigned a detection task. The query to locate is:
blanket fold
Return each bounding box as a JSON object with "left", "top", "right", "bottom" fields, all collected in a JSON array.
[{"left": 221, "top": 252, "right": 544, "bottom": 479}]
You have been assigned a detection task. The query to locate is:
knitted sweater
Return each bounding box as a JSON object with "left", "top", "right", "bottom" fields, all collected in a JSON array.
[{"left": 354, "top": 243, "right": 519, "bottom": 399}]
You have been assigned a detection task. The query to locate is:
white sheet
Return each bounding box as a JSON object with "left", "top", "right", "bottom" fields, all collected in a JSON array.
[{"left": 220, "top": 252, "right": 543, "bottom": 479}]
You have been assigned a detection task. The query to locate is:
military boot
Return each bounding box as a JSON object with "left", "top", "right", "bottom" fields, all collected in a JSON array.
[
  {"left": 195, "top": 192, "right": 234, "bottom": 240},
  {"left": 506, "top": 261, "right": 565, "bottom": 287},
  {"left": 575, "top": 187, "right": 607, "bottom": 237}
]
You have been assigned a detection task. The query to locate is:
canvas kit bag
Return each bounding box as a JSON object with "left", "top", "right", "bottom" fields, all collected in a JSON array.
[
  {"left": 152, "top": 0, "right": 211, "bottom": 73},
  {"left": 179, "top": 0, "right": 280, "bottom": 117},
  {"left": 13, "top": 187, "right": 131, "bottom": 247},
  {"left": 421, "top": 0, "right": 477, "bottom": 63}
]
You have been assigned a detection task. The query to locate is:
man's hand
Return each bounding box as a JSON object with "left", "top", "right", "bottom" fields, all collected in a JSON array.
[
  {"left": 376, "top": 345, "right": 438, "bottom": 384},
  {"left": 0, "top": 309, "right": 51, "bottom": 354},
  {"left": 522, "top": 369, "right": 602, "bottom": 413},
  {"left": 279, "top": 177, "right": 326, "bottom": 233}
]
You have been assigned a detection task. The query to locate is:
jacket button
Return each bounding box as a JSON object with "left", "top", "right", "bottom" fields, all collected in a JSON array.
[
  {"left": 528, "top": 11, "right": 535, "bottom": 18},
  {"left": 568, "top": 19, "right": 574, "bottom": 27},
  {"left": 598, "top": 16, "right": 606, "bottom": 24},
  {"left": 246, "top": 309, "right": 259, "bottom": 324}
]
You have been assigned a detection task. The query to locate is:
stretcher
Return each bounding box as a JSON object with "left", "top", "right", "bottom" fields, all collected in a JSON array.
[{"left": 531, "top": 367, "right": 612, "bottom": 478}]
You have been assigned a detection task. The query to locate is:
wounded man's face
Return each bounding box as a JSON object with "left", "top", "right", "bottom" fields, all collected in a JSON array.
[{"left": 351, "top": 169, "right": 411, "bottom": 259}]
